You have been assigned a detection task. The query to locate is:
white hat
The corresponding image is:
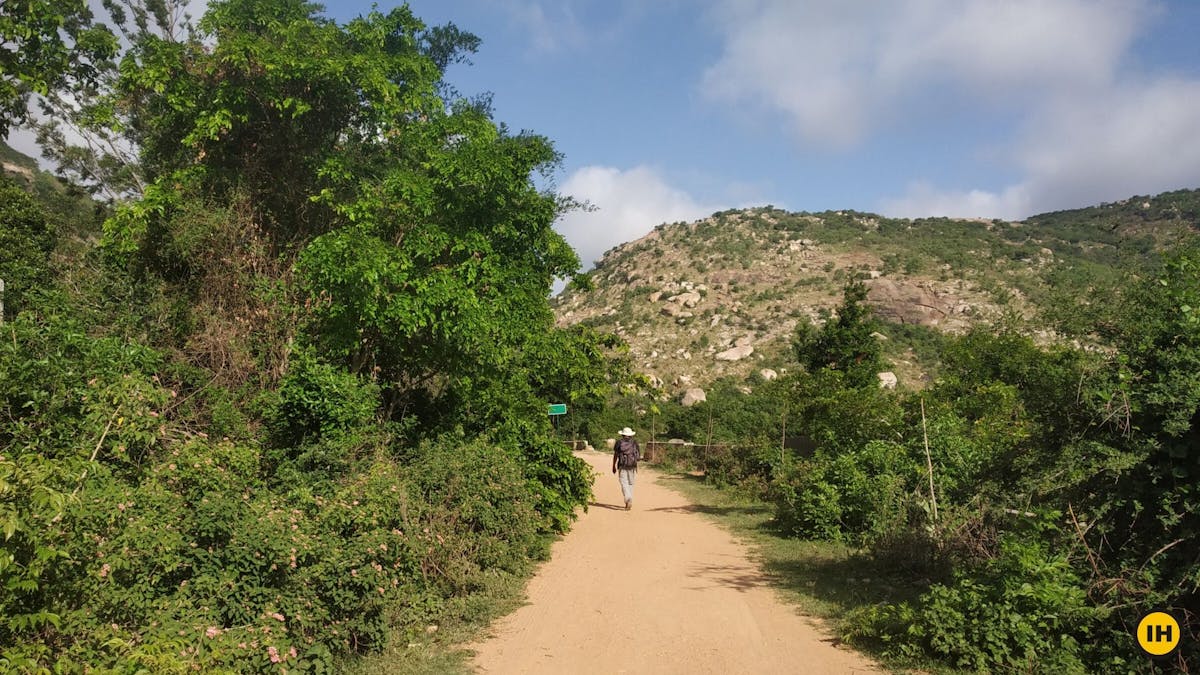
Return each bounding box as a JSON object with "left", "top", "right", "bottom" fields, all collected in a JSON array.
[{"left": 619, "top": 427, "right": 635, "bottom": 436}]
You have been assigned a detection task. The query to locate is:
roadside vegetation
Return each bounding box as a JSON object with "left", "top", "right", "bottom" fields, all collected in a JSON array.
[{"left": 1, "top": 1, "right": 617, "bottom": 671}]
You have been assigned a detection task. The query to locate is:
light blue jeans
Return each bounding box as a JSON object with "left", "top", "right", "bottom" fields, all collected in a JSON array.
[{"left": 618, "top": 468, "right": 636, "bottom": 503}]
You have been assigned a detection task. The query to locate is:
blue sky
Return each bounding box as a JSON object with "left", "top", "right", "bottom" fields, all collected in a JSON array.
[
  {"left": 353, "top": 0, "right": 1200, "bottom": 271},
  {"left": 12, "top": 1, "right": 1200, "bottom": 274}
]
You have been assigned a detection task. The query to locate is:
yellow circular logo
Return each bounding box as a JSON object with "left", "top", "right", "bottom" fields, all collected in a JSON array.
[{"left": 1136, "top": 611, "right": 1181, "bottom": 657}]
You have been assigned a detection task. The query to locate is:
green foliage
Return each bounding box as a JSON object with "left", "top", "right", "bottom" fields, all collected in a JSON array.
[
  {"left": 770, "top": 441, "right": 917, "bottom": 544},
  {"left": 2, "top": 0, "right": 608, "bottom": 670},
  {"left": 851, "top": 535, "right": 1098, "bottom": 673},
  {"left": 0, "top": 0, "right": 118, "bottom": 136},
  {"left": 793, "top": 281, "right": 883, "bottom": 388},
  {"left": 1, "top": 321, "right": 553, "bottom": 670},
  {"left": 268, "top": 349, "right": 380, "bottom": 447},
  {"left": 0, "top": 178, "right": 57, "bottom": 315}
]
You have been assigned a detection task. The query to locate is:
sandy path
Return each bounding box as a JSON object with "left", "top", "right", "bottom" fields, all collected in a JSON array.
[{"left": 469, "top": 451, "right": 879, "bottom": 674}]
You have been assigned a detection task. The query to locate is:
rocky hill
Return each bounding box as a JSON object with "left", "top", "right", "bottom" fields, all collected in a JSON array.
[{"left": 552, "top": 191, "right": 1200, "bottom": 397}]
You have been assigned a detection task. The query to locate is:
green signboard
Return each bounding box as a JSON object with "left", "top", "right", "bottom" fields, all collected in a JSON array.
[{"left": 547, "top": 403, "right": 567, "bottom": 416}]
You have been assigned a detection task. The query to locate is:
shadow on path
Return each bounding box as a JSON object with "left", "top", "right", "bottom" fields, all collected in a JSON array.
[
  {"left": 685, "top": 561, "right": 767, "bottom": 593},
  {"left": 647, "top": 503, "right": 770, "bottom": 517},
  {"left": 587, "top": 502, "right": 626, "bottom": 511}
]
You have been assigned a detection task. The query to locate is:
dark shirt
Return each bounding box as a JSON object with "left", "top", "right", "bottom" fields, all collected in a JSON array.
[{"left": 613, "top": 437, "right": 640, "bottom": 469}]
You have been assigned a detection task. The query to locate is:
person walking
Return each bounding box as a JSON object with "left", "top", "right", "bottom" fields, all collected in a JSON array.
[{"left": 612, "top": 427, "right": 640, "bottom": 510}]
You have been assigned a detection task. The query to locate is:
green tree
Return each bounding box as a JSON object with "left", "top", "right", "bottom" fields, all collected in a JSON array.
[
  {"left": 1083, "top": 240, "right": 1200, "bottom": 658},
  {"left": 792, "top": 281, "right": 883, "bottom": 388},
  {"left": 100, "top": 0, "right": 595, "bottom": 528}
]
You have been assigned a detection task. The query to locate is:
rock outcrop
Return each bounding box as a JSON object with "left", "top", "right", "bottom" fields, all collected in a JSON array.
[
  {"left": 715, "top": 344, "right": 754, "bottom": 361},
  {"left": 681, "top": 388, "right": 707, "bottom": 407},
  {"left": 866, "top": 279, "right": 962, "bottom": 327}
]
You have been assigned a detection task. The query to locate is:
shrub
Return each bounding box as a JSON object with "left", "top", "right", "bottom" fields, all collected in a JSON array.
[
  {"left": 770, "top": 441, "right": 917, "bottom": 544},
  {"left": 267, "top": 350, "right": 380, "bottom": 447},
  {"left": 849, "top": 534, "right": 1099, "bottom": 673},
  {"left": 0, "top": 178, "right": 56, "bottom": 316}
]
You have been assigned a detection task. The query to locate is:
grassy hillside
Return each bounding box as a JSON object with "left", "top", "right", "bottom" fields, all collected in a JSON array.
[
  {"left": 553, "top": 190, "right": 1199, "bottom": 394},
  {"left": 0, "top": 141, "right": 38, "bottom": 169}
]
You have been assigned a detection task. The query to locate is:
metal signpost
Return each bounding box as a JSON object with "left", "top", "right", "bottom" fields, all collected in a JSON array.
[{"left": 548, "top": 403, "right": 566, "bottom": 438}]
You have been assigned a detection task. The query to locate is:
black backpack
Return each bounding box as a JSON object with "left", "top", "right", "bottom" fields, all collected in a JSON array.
[{"left": 617, "top": 438, "right": 640, "bottom": 469}]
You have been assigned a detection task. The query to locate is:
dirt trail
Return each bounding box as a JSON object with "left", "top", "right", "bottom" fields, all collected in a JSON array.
[{"left": 469, "top": 451, "right": 879, "bottom": 674}]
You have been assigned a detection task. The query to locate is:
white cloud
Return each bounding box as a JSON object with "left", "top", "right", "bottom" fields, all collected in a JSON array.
[
  {"left": 876, "top": 0, "right": 1143, "bottom": 95},
  {"left": 881, "top": 181, "right": 1031, "bottom": 221},
  {"left": 705, "top": 0, "right": 1198, "bottom": 220},
  {"left": 556, "top": 165, "right": 719, "bottom": 270},
  {"left": 500, "top": 1, "right": 586, "bottom": 53},
  {"left": 882, "top": 78, "right": 1200, "bottom": 219},
  {"left": 702, "top": 0, "right": 1150, "bottom": 146},
  {"left": 1017, "top": 78, "right": 1200, "bottom": 211}
]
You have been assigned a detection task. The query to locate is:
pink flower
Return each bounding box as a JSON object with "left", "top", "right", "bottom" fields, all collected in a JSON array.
[
  {"left": 289, "top": 646, "right": 297, "bottom": 658},
  {"left": 99, "top": 563, "right": 111, "bottom": 578},
  {"left": 205, "top": 626, "right": 220, "bottom": 639},
  {"left": 269, "top": 612, "right": 285, "bottom": 622},
  {"left": 268, "top": 645, "right": 282, "bottom": 663}
]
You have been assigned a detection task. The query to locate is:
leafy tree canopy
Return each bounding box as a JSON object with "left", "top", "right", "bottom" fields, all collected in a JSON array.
[
  {"left": 0, "top": 0, "right": 118, "bottom": 136},
  {"left": 792, "top": 281, "right": 883, "bottom": 388}
]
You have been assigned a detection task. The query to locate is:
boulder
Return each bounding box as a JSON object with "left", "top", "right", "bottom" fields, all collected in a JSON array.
[
  {"left": 681, "top": 388, "right": 707, "bottom": 407},
  {"left": 877, "top": 371, "right": 898, "bottom": 390},
  {"left": 673, "top": 374, "right": 693, "bottom": 387},
  {"left": 670, "top": 291, "right": 702, "bottom": 308},
  {"left": 734, "top": 336, "right": 753, "bottom": 348},
  {"left": 605, "top": 438, "right": 616, "bottom": 450},
  {"left": 759, "top": 368, "right": 778, "bottom": 381},
  {"left": 649, "top": 291, "right": 663, "bottom": 303},
  {"left": 866, "top": 278, "right": 955, "bottom": 327},
  {"left": 660, "top": 303, "right": 682, "bottom": 318},
  {"left": 715, "top": 344, "right": 754, "bottom": 361}
]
